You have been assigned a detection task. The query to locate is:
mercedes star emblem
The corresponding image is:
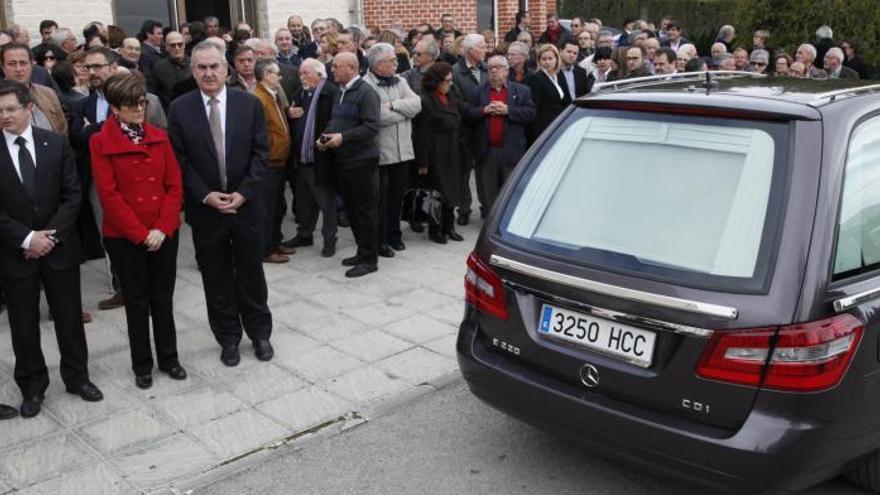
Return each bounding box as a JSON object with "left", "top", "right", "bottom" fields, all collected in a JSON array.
[{"left": 579, "top": 363, "right": 600, "bottom": 388}]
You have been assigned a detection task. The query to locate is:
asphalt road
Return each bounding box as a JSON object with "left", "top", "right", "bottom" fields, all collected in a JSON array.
[{"left": 200, "top": 380, "right": 866, "bottom": 495}]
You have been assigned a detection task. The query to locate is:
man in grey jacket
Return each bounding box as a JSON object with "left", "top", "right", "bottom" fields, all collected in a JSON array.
[
  {"left": 364, "top": 43, "right": 421, "bottom": 256},
  {"left": 318, "top": 52, "right": 381, "bottom": 278},
  {"left": 404, "top": 38, "right": 440, "bottom": 96}
]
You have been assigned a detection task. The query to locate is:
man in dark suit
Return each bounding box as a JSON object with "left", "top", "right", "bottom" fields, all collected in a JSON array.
[
  {"left": 451, "top": 34, "right": 488, "bottom": 225},
  {"left": 167, "top": 40, "right": 274, "bottom": 366},
  {"left": 559, "top": 42, "right": 593, "bottom": 98},
  {"left": 0, "top": 80, "right": 103, "bottom": 418},
  {"left": 317, "top": 52, "right": 380, "bottom": 278},
  {"left": 465, "top": 55, "right": 536, "bottom": 210}
]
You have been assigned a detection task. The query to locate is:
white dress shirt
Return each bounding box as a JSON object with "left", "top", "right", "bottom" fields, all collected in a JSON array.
[
  {"left": 201, "top": 85, "right": 227, "bottom": 138},
  {"left": 3, "top": 125, "right": 37, "bottom": 249}
]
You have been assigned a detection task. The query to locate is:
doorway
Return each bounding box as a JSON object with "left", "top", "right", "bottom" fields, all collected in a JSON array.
[{"left": 184, "top": 0, "right": 231, "bottom": 29}]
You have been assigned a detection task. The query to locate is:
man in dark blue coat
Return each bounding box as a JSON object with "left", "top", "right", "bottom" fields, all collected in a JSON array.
[
  {"left": 465, "top": 55, "right": 536, "bottom": 210},
  {"left": 167, "top": 40, "right": 274, "bottom": 366}
]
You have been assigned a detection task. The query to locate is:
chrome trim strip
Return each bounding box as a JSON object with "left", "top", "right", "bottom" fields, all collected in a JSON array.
[
  {"left": 811, "top": 83, "right": 880, "bottom": 105},
  {"left": 508, "top": 282, "right": 714, "bottom": 338},
  {"left": 490, "top": 254, "right": 738, "bottom": 320},
  {"left": 833, "top": 286, "right": 880, "bottom": 312}
]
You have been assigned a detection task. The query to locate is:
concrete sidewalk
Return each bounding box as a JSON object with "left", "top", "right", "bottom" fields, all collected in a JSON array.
[{"left": 0, "top": 216, "right": 477, "bottom": 494}]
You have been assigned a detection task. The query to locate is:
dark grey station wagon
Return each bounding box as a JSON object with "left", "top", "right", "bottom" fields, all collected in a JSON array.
[{"left": 458, "top": 72, "right": 880, "bottom": 493}]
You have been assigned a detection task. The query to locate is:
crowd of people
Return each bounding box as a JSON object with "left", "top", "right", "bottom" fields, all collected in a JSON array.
[{"left": 0, "top": 10, "right": 871, "bottom": 421}]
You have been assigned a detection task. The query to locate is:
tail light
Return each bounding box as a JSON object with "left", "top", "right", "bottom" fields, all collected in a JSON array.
[
  {"left": 696, "top": 314, "right": 863, "bottom": 392},
  {"left": 465, "top": 252, "right": 508, "bottom": 320}
]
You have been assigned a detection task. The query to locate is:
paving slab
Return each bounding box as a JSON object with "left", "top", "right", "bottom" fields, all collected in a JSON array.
[
  {"left": 110, "top": 433, "right": 217, "bottom": 490},
  {"left": 0, "top": 433, "right": 98, "bottom": 488},
  {"left": 186, "top": 409, "right": 291, "bottom": 460},
  {"left": 256, "top": 385, "right": 355, "bottom": 432},
  {"left": 0, "top": 215, "right": 478, "bottom": 492}
]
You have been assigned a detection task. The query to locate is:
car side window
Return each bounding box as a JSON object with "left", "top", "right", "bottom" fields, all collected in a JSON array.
[{"left": 834, "top": 116, "right": 880, "bottom": 278}]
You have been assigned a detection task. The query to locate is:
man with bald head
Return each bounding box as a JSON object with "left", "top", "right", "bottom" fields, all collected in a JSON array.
[
  {"left": 149, "top": 31, "right": 191, "bottom": 110},
  {"left": 118, "top": 38, "right": 143, "bottom": 71},
  {"left": 318, "top": 52, "right": 380, "bottom": 278}
]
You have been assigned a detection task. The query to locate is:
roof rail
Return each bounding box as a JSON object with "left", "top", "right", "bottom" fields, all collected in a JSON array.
[
  {"left": 592, "top": 70, "right": 766, "bottom": 94},
  {"left": 810, "top": 83, "right": 880, "bottom": 104}
]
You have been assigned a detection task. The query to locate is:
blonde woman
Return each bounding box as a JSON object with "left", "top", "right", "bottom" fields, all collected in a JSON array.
[{"left": 526, "top": 44, "right": 569, "bottom": 142}]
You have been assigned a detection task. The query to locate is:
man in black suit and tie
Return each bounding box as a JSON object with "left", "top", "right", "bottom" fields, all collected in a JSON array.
[
  {"left": 0, "top": 80, "right": 103, "bottom": 418},
  {"left": 167, "top": 40, "right": 274, "bottom": 366},
  {"left": 559, "top": 42, "right": 593, "bottom": 98}
]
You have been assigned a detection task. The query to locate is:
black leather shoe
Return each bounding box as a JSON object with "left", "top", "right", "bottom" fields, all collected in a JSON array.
[
  {"left": 254, "top": 339, "right": 274, "bottom": 361},
  {"left": 378, "top": 245, "right": 396, "bottom": 258},
  {"left": 345, "top": 263, "right": 378, "bottom": 278},
  {"left": 430, "top": 232, "right": 448, "bottom": 244},
  {"left": 220, "top": 345, "right": 240, "bottom": 367},
  {"left": 66, "top": 382, "right": 103, "bottom": 402},
  {"left": 160, "top": 366, "right": 187, "bottom": 380},
  {"left": 0, "top": 403, "right": 18, "bottom": 420},
  {"left": 282, "top": 236, "right": 313, "bottom": 248},
  {"left": 338, "top": 213, "right": 350, "bottom": 228},
  {"left": 444, "top": 230, "right": 464, "bottom": 242},
  {"left": 390, "top": 241, "right": 406, "bottom": 251},
  {"left": 20, "top": 395, "right": 43, "bottom": 418},
  {"left": 135, "top": 375, "right": 153, "bottom": 389},
  {"left": 342, "top": 255, "right": 362, "bottom": 267},
  {"left": 457, "top": 215, "right": 470, "bottom": 226},
  {"left": 322, "top": 241, "right": 336, "bottom": 258},
  {"left": 409, "top": 221, "right": 424, "bottom": 233}
]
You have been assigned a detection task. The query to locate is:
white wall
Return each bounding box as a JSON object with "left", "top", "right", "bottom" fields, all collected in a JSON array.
[{"left": 7, "top": 0, "right": 115, "bottom": 46}]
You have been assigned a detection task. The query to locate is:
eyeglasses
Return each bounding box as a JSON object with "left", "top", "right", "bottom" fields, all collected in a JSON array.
[
  {"left": 167, "top": 42, "right": 185, "bottom": 48},
  {"left": 750, "top": 61, "right": 767, "bottom": 67},
  {"left": 84, "top": 63, "right": 111, "bottom": 72},
  {"left": 44, "top": 56, "right": 56, "bottom": 61},
  {"left": 0, "top": 105, "right": 24, "bottom": 116},
  {"left": 442, "top": 77, "right": 453, "bottom": 83}
]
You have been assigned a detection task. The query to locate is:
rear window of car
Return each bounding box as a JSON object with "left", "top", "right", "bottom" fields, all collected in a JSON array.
[{"left": 498, "top": 108, "right": 791, "bottom": 293}]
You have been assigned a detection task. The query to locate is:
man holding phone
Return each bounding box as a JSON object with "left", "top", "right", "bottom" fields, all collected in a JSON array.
[{"left": 317, "top": 52, "right": 380, "bottom": 278}]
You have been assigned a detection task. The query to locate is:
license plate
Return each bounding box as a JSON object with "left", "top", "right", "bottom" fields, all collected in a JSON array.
[{"left": 539, "top": 304, "right": 656, "bottom": 367}]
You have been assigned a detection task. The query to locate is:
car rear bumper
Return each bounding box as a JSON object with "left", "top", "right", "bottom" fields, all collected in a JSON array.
[{"left": 456, "top": 317, "right": 853, "bottom": 494}]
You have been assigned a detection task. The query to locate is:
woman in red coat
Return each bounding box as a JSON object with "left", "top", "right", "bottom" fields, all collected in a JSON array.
[{"left": 89, "top": 73, "right": 186, "bottom": 390}]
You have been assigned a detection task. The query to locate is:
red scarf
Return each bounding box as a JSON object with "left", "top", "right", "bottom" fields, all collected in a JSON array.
[{"left": 435, "top": 90, "right": 448, "bottom": 105}]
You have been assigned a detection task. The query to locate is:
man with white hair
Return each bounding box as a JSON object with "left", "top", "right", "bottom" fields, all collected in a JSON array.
[
  {"left": 824, "top": 47, "right": 859, "bottom": 79},
  {"left": 405, "top": 37, "right": 439, "bottom": 95},
  {"left": 452, "top": 33, "right": 488, "bottom": 225},
  {"left": 282, "top": 58, "right": 339, "bottom": 257},
  {"left": 463, "top": 55, "right": 535, "bottom": 210},
  {"left": 710, "top": 42, "right": 727, "bottom": 60},
  {"left": 244, "top": 37, "right": 301, "bottom": 100},
  {"left": 814, "top": 25, "right": 834, "bottom": 69},
  {"left": 796, "top": 43, "right": 827, "bottom": 78},
  {"left": 51, "top": 28, "right": 78, "bottom": 55},
  {"left": 364, "top": 43, "right": 421, "bottom": 255}
]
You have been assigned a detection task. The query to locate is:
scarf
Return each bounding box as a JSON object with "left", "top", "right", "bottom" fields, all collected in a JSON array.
[
  {"left": 301, "top": 79, "right": 325, "bottom": 164},
  {"left": 118, "top": 117, "right": 145, "bottom": 145},
  {"left": 373, "top": 72, "right": 400, "bottom": 87}
]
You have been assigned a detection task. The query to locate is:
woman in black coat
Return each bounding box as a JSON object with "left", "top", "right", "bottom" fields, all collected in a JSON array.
[
  {"left": 526, "top": 44, "right": 571, "bottom": 143},
  {"left": 414, "top": 61, "right": 466, "bottom": 244}
]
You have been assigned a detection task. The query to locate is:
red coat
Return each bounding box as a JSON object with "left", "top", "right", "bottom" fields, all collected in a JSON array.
[{"left": 89, "top": 115, "right": 183, "bottom": 244}]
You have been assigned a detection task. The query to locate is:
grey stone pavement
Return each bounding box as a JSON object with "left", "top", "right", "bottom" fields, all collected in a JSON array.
[{"left": 0, "top": 213, "right": 478, "bottom": 494}]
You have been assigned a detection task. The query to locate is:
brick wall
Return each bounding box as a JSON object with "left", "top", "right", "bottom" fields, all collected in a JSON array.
[
  {"left": 6, "top": 0, "right": 114, "bottom": 44},
  {"left": 362, "top": 0, "right": 478, "bottom": 35}
]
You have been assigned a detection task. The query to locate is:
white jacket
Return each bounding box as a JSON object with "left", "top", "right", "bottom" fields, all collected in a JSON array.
[{"left": 364, "top": 72, "right": 422, "bottom": 165}]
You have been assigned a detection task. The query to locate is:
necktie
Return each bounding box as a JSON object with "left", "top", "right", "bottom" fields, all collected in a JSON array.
[
  {"left": 207, "top": 97, "right": 227, "bottom": 191},
  {"left": 15, "top": 136, "right": 35, "bottom": 200}
]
